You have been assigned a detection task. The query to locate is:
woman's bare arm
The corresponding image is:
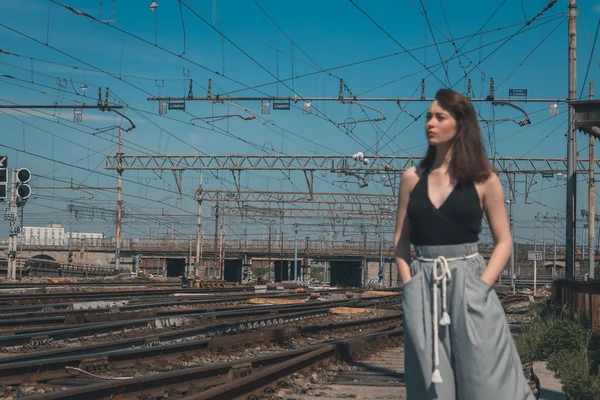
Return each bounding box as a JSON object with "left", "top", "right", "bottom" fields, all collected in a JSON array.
[
  {"left": 480, "top": 172, "right": 513, "bottom": 286},
  {"left": 394, "top": 167, "right": 418, "bottom": 284}
]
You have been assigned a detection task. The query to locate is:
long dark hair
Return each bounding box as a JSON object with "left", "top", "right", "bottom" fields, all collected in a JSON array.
[{"left": 419, "top": 88, "right": 491, "bottom": 183}]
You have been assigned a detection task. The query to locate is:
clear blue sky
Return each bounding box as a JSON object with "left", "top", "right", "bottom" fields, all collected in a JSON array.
[{"left": 0, "top": 0, "right": 599, "bottom": 248}]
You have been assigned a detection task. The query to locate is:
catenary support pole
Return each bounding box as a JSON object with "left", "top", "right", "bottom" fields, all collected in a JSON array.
[
  {"left": 589, "top": 81, "right": 595, "bottom": 279},
  {"left": 565, "top": 0, "right": 578, "bottom": 280}
]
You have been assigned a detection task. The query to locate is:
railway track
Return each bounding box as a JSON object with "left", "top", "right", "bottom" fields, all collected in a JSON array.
[
  {"left": 0, "top": 288, "right": 254, "bottom": 306},
  {"left": 0, "top": 286, "right": 357, "bottom": 306},
  {"left": 0, "top": 281, "right": 539, "bottom": 400},
  {"left": 0, "top": 294, "right": 401, "bottom": 349},
  {"left": 0, "top": 311, "right": 401, "bottom": 386},
  {"left": 0, "top": 281, "right": 182, "bottom": 289},
  {"left": 9, "top": 320, "right": 403, "bottom": 399},
  {"left": 0, "top": 291, "right": 325, "bottom": 326},
  {"left": 0, "top": 291, "right": 399, "bottom": 331}
]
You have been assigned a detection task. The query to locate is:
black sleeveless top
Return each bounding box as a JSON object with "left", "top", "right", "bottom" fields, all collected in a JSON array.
[{"left": 407, "top": 168, "right": 483, "bottom": 246}]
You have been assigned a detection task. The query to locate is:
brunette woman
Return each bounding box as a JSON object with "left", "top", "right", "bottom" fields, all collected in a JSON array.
[{"left": 394, "top": 88, "right": 535, "bottom": 400}]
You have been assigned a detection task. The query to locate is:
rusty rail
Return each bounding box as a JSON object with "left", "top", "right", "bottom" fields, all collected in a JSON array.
[
  {"left": 187, "top": 328, "right": 403, "bottom": 400},
  {"left": 0, "top": 312, "right": 399, "bottom": 387},
  {"left": 16, "top": 326, "right": 401, "bottom": 399}
]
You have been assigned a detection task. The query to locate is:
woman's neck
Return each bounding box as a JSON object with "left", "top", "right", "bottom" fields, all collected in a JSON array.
[{"left": 432, "top": 143, "right": 452, "bottom": 171}]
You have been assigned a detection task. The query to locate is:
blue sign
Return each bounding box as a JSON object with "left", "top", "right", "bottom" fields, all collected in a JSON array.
[
  {"left": 273, "top": 101, "right": 290, "bottom": 110},
  {"left": 509, "top": 88, "right": 528, "bottom": 97},
  {"left": 168, "top": 102, "right": 186, "bottom": 110}
]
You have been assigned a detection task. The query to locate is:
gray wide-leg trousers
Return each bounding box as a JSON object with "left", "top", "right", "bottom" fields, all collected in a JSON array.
[{"left": 402, "top": 243, "right": 536, "bottom": 400}]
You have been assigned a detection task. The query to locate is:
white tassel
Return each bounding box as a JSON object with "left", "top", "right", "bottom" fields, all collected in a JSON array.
[
  {"left": 439, "top": 311, "right": 451, "bottom": 326},
  {"left": 431, "top": 368, "right": 443, "bottom": 383}
]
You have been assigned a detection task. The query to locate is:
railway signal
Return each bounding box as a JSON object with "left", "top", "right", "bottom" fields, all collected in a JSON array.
[
  {"left": 0, "top": 156, "right": 7, "bottom": 201},
  {"left": 16, "top": 168, "right": 31, "bottom": 206}
]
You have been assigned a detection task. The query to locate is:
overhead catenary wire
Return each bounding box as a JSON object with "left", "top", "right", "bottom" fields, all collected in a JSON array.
[{"left": 0, "top": 1, "right": 575, "bottom": 248}]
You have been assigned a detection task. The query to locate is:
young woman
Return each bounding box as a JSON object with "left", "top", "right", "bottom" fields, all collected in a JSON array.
[{"left": 394, "top": 88, "right": 536, "bottom": 400}]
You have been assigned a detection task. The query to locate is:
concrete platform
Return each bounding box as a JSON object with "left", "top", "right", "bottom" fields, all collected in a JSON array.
[{"left": 534, "top": 361, "right": 567, "bottom": 400}]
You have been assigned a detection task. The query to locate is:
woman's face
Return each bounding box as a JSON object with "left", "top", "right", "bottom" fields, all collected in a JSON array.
[{"left": 425, "top": 100, "right": 458, "bottom": 146}]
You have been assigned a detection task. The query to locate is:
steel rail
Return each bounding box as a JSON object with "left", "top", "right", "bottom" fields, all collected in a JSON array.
[
  {"left": 0, "top": 314, "right": 400, "bottom": 386},
  {"left": 17, "top": 327, "right": 402, "bottom": 399}
]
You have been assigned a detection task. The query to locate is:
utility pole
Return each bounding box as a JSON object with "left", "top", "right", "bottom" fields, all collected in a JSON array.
[
  {"left": 379, "top": 223, "right": 384, "bottom": 285},
  {"left": 68, "top": 228, "right": 73, "bottom": 266},
  {"left": 280, "top": 225, "right": 284, "bottom": 281},
  {"left": 115, "top": 124, "right": 123, "bottom": 272},
  {"left": 294, "top": 223, "right": 298, "bottom": 281},
  {"left": 566, "top": 0, "right": 578, "bottom": 280},
  {"left": 195, "top": 171, "right": 203, "bottom": 278},
  {"left": 543, "top": 214, "right": 547, "bottom": 271},
  {"left": 589, "top": 81, "right": 595, "bottom": 279},
  {"left": 213, "top": 201, "right": 219, "bottom": 278},
  {"left": 507, "top": 172, "right": 516, "bottom": 293},
  {"left": 187, "top": 237, "right": 192, "bottom": 278},
  {"left": 305, "top": 236, "right": 310, "bottom": 283},
  {"left": 7, "top": 171, "right": 16, "bottom": 279},
  {"left": 553, "top": 216, "right": 558, "bottom": 278},
  {"left": 219, "top": 215, "right": 225, "bottom": 279},
  {"left": 267, "top": 225, "right": 272, "bottom": 281},
  {"left": 533, "top": 215, "right": 539, "bottom": 296},
  {"left": 200, "top": 228, "right": 204, "bottom": 277}
]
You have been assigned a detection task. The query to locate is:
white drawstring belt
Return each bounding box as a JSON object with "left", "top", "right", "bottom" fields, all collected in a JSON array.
[{"left": 416, "top": 252, "right": 479, "bottom": 384}]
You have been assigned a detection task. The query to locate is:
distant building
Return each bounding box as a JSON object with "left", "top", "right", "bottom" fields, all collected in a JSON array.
[{"left": 21, "top": 223, "right": 104, "bottom": 245}]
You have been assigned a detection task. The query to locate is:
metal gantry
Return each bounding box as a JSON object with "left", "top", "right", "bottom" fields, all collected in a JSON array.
[
  {"left": 198, "top": 189, "right": 396, "bottom": 207},
  {"left": 105, "top": 154, "right": 600, "bottom": 175},
  {"left": 213, "top": 204, "right": 395, "bottom": 220}
]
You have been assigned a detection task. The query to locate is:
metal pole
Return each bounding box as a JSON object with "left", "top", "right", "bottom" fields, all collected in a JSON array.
[
  {"left": 305, "top": 236, "right": 310, "bottom": 283},
  {"left": 508, "top": 172, "right": 516, "bottom": 293},
  {"left": 543, "top": 216, "right": 547, "bottom": 275},
  {"left": 362, "top": 229, "right": 367, "bottom": 287},
  {"left": 379, "top": 224, "right": 383, "bottom": 285},
  {"left": 534, "top": 214, "right": 538, "bottom": 286},
  {"left": 68, "top": 227, "right": 73, "bottom": 266},
  {"left": 116, "top": 124, "right": 123, "bottom": 272},
  {"left": 280, "top": 226, "right": 284, "bottom": 281},
  {"left": 213, "top": 201, "right": 219, "bottom": 278},
  {"left": 188, "top": 237, "right": 192, "bottom": 278},
  {"left": 279, "top": 219, "right": 283, "bottom": 282},
  {"left": 268, "top": 225, "right": 271, "bottom": 282},
  {"left": 294, "top": 223, "right": 298, "bottom": 281},
  {"left": 220, "top": 215, "right": 225, "bottom": 279},
  {"left": 553, "top": 217, "right": 557, "bottom": 278},
  {"left": 7, "top": 170, "right": 16, "bottom": 279},
  {"left": 534, "top": 215, "right": 538, "bottom": 254},
  {"left": 18, "top": 206, "right": 23, "bottom": 278},
  {"left": 565, "top": 0, "right": 578, "bottom": 280},
  {"left": 534, "top": 257, "right": 538, "bottom": 296},
  {"left": 195, "top": 171, "right": 203, "bottom": 278},
  {"left": 200, "top": 228, "right": 204, "bottom": 277},
  {"left": 581, "top": 215, "right": 584, "bottom": 265},
  {"left": 589, "top": 81, "right": 595, "bottom": 279}
]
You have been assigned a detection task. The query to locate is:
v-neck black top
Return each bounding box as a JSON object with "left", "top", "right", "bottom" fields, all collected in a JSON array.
[{"left": 407, "top": 169, "right": 483, "bottom": 246}]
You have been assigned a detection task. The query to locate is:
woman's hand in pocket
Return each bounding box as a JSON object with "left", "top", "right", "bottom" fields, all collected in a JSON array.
[{"left": 479, "top": 272, "right": 497, "bottom": 287}]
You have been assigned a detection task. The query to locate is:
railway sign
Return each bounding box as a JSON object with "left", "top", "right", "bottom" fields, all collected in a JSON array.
[
  {"left": 528, "top": 251, "right": 543, "bottom": 261},
  {"left": 0, "top": 156, "right": 7, "bottom": 168},
  {"left": 168, "top": 102, "right": 186, "bottom": 110},
  {"left": 273, "top": 101, "right": 290, "bottom": 110},
  {"left": 509, "top": 88, "right": 528, "bottom": 97}
]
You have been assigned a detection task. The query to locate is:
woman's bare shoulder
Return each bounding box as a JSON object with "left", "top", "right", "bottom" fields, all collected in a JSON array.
[
  {"left": 402, "top": 166, "right": 420, "bottom": 183},
  {"left": 398, "top": 166, "right": 420, "bottom": 196}
]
